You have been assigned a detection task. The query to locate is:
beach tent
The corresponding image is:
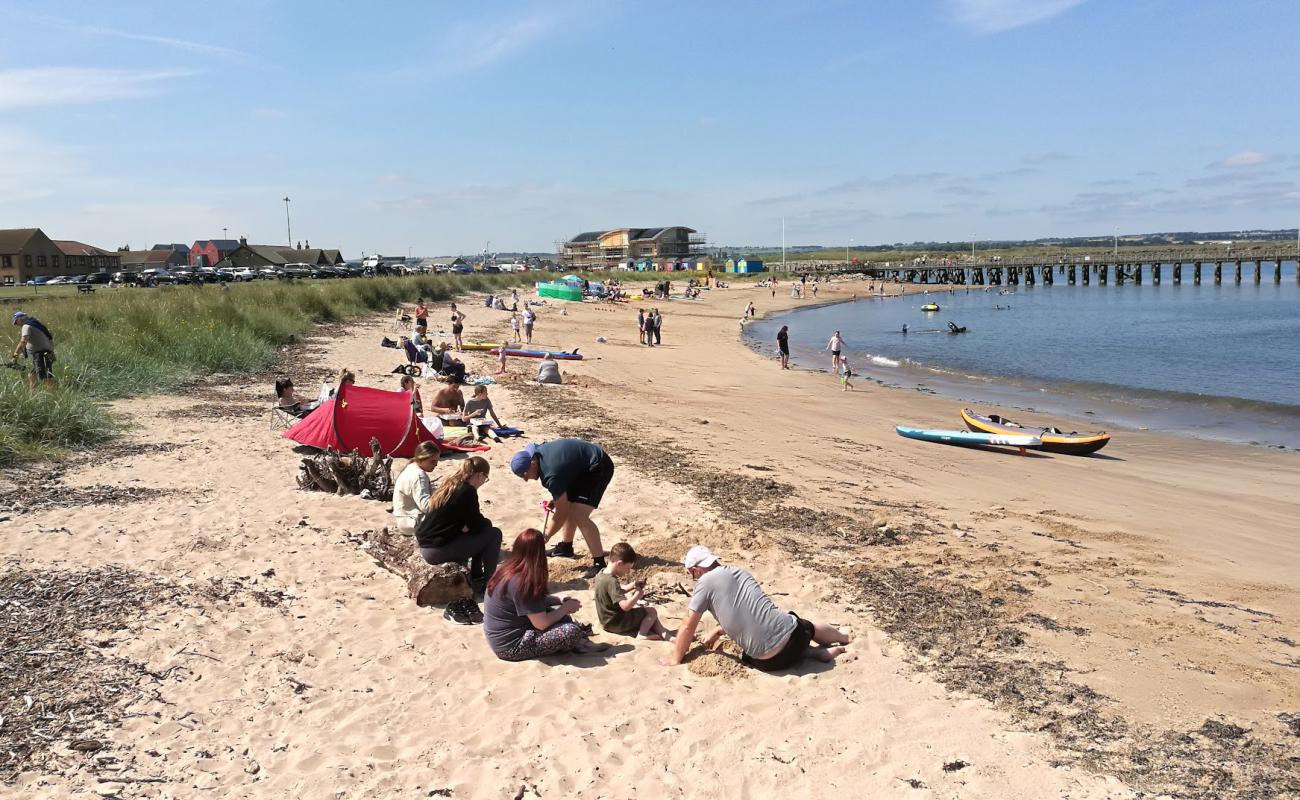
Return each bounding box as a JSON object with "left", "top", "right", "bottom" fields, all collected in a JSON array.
[
  {"left": 560, "top": 274, "right": 584, "bottom": 285},
  {"left": 283, "top": 382, "right": 437, "bottom": 457}
]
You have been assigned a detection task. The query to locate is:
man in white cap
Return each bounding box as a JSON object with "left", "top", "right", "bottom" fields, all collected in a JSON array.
[
  {"left": 10, "top": 311, "right": 56, "bottom": 387},
  {"left": 662, "top": 546, "right": 850, "bottom": 671}
]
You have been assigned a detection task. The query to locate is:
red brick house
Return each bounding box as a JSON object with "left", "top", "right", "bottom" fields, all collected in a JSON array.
[{"left": 190, "top": 239, "right": 240, "bottom": 268}]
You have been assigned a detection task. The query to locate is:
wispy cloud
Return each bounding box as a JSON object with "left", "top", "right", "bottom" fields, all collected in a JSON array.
[
  {"left": 0, "top": 67, "right": 194, "bottom": 110},
  {"left": 947, "top": 0, "right": 1085, "bottom": 35},
  {"left": 439, "top": 11, "right": 561, "bottom": 73},
  {"left": 83, "top": 26, "right": 251, "bottom": 60},
  {"left": 0, "top": 126, "right": 77, "bottom": 203},
  {"left": 1209, "top": 150, "right": 1277, "bottom": 170}
]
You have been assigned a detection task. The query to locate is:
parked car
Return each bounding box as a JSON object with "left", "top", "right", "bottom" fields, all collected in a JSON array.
[
  {"left": 140, "top": 268, "right": 179, "bottom": 285},
  {"left": 46, "top": 276, "right": 70, "bottom": 285},
  {"left": 111, "top": 271, "right": 140, "bottom": 285},
  {"left": 229, "top": 267, "right": 257, "bottom": 281},
  {"left": 257, "top": 267, "right": 283, "bottom": 279},
  {"left": 194, "top": 267, "right": 223, "bottom": 283},
  {"left": 24, "top": 275, "right": 51, "bottom": 286},
  {"left": 85, "top": 271, "right": 112, "bottom": 284}
]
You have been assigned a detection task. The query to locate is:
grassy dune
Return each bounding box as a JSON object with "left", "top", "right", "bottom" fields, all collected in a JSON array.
[{"left": 0, "top": 272, "right": 678, "bottom": 466}]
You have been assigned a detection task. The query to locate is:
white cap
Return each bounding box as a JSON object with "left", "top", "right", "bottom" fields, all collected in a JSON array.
[{"left": 683, "top": 545, "right": 720, "bottom": 569}]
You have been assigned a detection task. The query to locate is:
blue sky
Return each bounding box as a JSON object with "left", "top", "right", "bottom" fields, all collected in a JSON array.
[{"left": 2, "top": 0, "right": 1299, "bottom": 256}]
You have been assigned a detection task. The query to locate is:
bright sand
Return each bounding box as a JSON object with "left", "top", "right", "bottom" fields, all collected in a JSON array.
[{"left": 4, "top": 278, "right": 1297, "bottom": 798}]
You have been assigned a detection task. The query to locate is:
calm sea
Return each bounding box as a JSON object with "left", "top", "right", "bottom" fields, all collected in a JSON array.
[{"left": 744, "top": 262, "right": 1300, "bottom": 449}]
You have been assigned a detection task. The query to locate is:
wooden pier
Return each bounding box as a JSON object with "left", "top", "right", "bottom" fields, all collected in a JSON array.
[{"left": 774, "top": 247, "right": 1300, "bottom": 286}]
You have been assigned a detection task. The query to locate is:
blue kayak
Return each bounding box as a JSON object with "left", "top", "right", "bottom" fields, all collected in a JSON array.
[{"left": 896, "top": 425, "right": 1041, "bottom": 453}]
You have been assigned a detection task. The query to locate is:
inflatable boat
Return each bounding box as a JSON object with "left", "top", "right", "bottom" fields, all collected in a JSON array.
[
  {"left": 895, "top": 425, "right": 1040, "bottom": 455},
  {"left": 921, "top": 303, "right": 940, "bottom": 312},
  {"left": 960, "top": 408, "right": 1110, "bottom": 456}
]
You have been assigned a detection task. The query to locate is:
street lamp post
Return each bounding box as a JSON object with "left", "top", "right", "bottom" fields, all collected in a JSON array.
[
  {"left": 283, "top": 197, "right": 292, "bottom": 247},
  {"left": 847, "top": 238, "right": 853, "bottom": 264},
  {"left": 222, "top": 227, "right": 228, "bottom": 239}
]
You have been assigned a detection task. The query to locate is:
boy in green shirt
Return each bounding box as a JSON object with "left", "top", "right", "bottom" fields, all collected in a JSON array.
[{"left": 593, "top": 543, "right": 671, "bottom": 640}]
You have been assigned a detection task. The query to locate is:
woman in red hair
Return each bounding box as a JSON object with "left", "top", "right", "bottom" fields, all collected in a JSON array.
[{"left": 483, "top": 529, "right": 607, "bottom": 660}]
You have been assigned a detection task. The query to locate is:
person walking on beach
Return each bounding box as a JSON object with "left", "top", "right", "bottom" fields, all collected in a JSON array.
[
  {"left": 483, "top": 529, "right": 608, "bottom": 660},
  {"left": 449, "top": 303, "right": 467, "bottom": 351},
  {"left": 522, "top": 306, "right": 536, "bottom": 345},
  {"left": 637, "top": 308, "right": 646, "bottom": 345},
  {"left": 776, "top": 325, "right": 790, "bottom": 370},
  {"left": 826, "top": 330, "right": 843, "bottom": 373},
  {"left": 10, "top": 311, "right": 56, "bottom": 388},
  {"left": 840, "top": 356, "right": 854, "bottom": 392},
  {"left": 511, "top": 439, "right": 614, "bottom": 577},
  {"left": 661, "top": 546, "right": 850, "bottom": 671}
]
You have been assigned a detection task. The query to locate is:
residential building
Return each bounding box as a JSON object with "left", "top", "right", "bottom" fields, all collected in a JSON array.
[
  {"left": 54, "top": 240, "right": 121, "bottom": 273},
  {"left": 190, "top": 239, "right": 241, "bottom": 268},
  {"left": 216, "top": 238, "right": 345, "bottom": 269},
  {"left": 0, "top": 228, "right": 63, "bottom": 285},
  {"left": 118, "top": 248, "right": 188, "bottom": 269},
  {"left": 559, "top": 227, "right": 705, "bottom": 270}
]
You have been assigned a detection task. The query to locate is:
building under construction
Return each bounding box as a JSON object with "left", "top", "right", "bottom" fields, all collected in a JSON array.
[{"left": 559, "top": 227, "right": 706, "bottom": 270}]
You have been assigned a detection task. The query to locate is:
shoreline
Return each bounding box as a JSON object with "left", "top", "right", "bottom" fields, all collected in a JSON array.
[
  {"left": 743, "top": 284, "right": 1300, "bottom": 451},
  {"left": 2, "top": 277, "right": 1297, "bottom": 798}
]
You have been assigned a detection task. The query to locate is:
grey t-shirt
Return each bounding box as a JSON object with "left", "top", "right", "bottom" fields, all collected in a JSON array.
[
  {"left": 463, "top": 397, "right": 494, "bottom": 417},
  {"left": 536, "top": 359, "right": 562, "bottom": 384},
  {"left": 483, "top": 577, "right": 550, "bottom": 657},
  {"left": 21, "top": 322, "right": 53, "bottom": 355},
  {"left": 688, "top": 566, "right": 796, "bottom": 657}
]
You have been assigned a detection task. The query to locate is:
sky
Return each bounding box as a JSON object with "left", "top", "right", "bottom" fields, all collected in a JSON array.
[{"left": 2, "top": 0, "right": 1299, "bottom": 256}]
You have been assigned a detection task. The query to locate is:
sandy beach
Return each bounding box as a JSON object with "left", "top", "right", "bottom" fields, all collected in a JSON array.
[{"left": 3, "top": 278, "right": 1297, "bottom": 799}]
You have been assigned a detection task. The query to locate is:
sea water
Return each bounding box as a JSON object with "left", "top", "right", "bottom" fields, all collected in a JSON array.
[{"left": 744, "top": 262, "right": 1300, "bottom": 449}]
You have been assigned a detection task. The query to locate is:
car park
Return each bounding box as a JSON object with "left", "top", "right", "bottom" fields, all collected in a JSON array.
[
  {"left": 140, "top": 268, "right": 179, "bottom": 285},
  {"left": 85, "top": 271, "right": 112, "bottom": 284},
  {"left": 24, "top": 275, "right": 51, "bottom": 286}
]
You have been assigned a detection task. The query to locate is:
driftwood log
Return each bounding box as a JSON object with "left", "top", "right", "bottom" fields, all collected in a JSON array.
[
  {"left": 297, "top": 437, "right": 395, "bottom": 500},
  {"left": 361, "top": 527, "right": 471, "bottom": 606}
]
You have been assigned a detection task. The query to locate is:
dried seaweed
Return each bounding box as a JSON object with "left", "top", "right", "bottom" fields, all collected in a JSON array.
[{"left": 0, "top": 565, "right": 186, "bottom": 782}]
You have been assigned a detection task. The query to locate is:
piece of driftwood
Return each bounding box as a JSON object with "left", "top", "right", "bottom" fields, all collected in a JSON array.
[
  {"left": 296, "top": 438, "right": 394, "bottom": 500},
  {"left": 361, "top": 527, "right": 471, "bottom": 605}
]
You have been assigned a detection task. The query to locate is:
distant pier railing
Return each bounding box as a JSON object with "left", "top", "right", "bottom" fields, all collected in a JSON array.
[{"left": 773, "top": 247, "right": 1300, "bottom": 286}]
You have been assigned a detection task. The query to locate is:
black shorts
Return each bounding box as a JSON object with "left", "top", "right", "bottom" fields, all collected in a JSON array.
[
  {"left": 452, "top": 324, "right": 463, "bottom": 335},
  {"left": 568, "top": 455, "right": 614, "bottom": 509},
  {"left": 31, "top": 351, "right": 55, "bottom": 380},
  {"left": 743, "top": 613, "right": 813, "bottom": 672},
  {"left": 831, "top": 350, "right": 841, "bottom": 357}
]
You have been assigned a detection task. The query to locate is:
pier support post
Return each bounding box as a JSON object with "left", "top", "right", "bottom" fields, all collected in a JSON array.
[
  {"left": 1275, "top": 260, "right": 1282, "bottom": 283},
  {"left": 1067, "top": 265, "right": 1076, "bottom": 285},
  {"left": 1043, "top": 266, "right": 1053, "bottom": 285},
  {"left": 1134, "top": 263, "right": 1142, "bottom": 284},
  {"left": 1024, "top": 267, "right": 1034, "bottom": 286},
  {"left": 1153, "top": 263, "right": 1161, "bottom": 284},
  {"left": 1214, "top": 262, "right": 1222, "bottom": 285},
  {"left": 1082, "top": 264, "right": 1090, "bottom": 285},
  {"left": 1173, "top": 263, "right": 1181, "bottom": 284},
  {"left": 1099, "top": 264, "right": 1108, "bottom": 285},
  {"left": 1194, "top": 262, "right": 1202, "bottom": 285},
  {"left": 1235, "top": 261, "right": 1242, "bottom": 283},
  {"left": 1254, "top": 262, "right": 1261, "bottom": 283},
  {"left": 1116, "top": 264, "right": 1125, "bottom": 285}
]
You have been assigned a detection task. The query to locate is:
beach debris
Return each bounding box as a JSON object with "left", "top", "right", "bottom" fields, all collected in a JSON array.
[
  {"left": 296, "top": 437, "right": 394, "bottom": 500},
  {"left": 942, "top": 760, "right": 970, "bottom": 772},
  {"left": 897, "top": 777, "right": 927, "bottom": 789},
  {"left": 358, "top": 527, "right": 472, "bottom": 606},
  {"left": 0, "top": 565, "right": 187, "bottom": 781},
  {"left": 1278, "top": 713, "right": 1300, "bottom": 738}
]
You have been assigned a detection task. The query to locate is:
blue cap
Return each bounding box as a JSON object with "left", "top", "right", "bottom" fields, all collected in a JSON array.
[
  {"left": 12, "top": 311, "right": 26, "bottom": 323},
  {"left": 510, "top": 443, "right": 538, "bottom": 477}
]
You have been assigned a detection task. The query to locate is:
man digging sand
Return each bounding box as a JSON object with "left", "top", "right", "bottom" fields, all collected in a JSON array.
[{"left": 661, "top": 546, "right": 851, "bottom": 671}]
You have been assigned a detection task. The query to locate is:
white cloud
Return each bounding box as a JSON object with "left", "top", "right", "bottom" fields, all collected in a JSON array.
[
  {"left": 82, "top": 27, "right": 251, "bottom": 61},
  {"left": 947, "top": 0, "right": 1084, "bottom": 34},
  {"left": 1210, "top": 151, "right": 1276, "bottom": 169},
  {"left": 435, "top": 10, "right": 562, "bottom": 73},
  {"left": 0, "top": 127, "right": 77, "bottom": 203},
  {"left": 0, "top": 68, "right": 194, "bottom": 111}
]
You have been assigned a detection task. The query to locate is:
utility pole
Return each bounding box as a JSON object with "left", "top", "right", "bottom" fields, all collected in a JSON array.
[
  {"left": 283, "top": 197, "right": 292, "bottom": 247},
  {"left": 781, "top": 217, "right": 786, "bottom": 272},
  {"left": 222, "top": 226, "right": 228, "bottom": 239},
  {"left": 1113, "top": 228, "right": 1118, "bottom": 259},
  {"left": 971, "top": 237, "right": 975, "bottom": 259},
  {"left": 847, "top": 237, "right": 853, "bottom": 264}
]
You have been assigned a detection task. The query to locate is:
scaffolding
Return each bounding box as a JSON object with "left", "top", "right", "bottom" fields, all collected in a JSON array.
[{"left": 557, "top": 227, "right": 707, "bottom": 270}]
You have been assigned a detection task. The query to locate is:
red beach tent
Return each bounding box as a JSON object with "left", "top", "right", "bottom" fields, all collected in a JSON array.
[{"left": 283, "top": 382, "right": 438, "bottom": 458}]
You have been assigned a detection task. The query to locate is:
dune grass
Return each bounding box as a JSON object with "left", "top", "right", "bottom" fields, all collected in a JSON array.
[{"left": 0, "top": 271, "right": 695, "bottom": 466}]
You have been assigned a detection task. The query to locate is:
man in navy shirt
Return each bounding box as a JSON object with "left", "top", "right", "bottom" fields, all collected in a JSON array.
[{"left": 511, "top": 439, "right": 613, "bottom": 576}]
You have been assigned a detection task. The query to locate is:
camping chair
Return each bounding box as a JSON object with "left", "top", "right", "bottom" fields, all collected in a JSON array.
[
  {"left": 268, "top": 403, "right": 310, "bottom": 430},
  {"left": 392, "top": 309, "right": 413, "bottom": 332},
  {"left": 402, "top": 338, "right": 431, "bottom": 366}
]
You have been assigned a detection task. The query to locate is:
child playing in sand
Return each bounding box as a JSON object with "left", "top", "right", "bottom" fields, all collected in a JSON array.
[
  {"left": 495, "top": 342, "right": 509, "bottom": 375},
  {"left": 841, "top": 357, "right": 854, "bottom": 391},
  {"left": 463, "top": 384, "right": 504, "bottom": 441},
  {"left": 593, "top": 542, "right": 671, "bottom": 640}
]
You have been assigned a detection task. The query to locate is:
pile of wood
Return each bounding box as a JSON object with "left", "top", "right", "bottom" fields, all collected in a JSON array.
[
  {"left": 296, "top": 438, "right": 394, "bottom": 500},
  {"left": 360, "top": 527, "right": 471, "bottom": 606}
]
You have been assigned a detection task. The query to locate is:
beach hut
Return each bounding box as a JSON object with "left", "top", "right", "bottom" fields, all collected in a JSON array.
[{"left": 736, "top": 258, "right": 765, "bottom": 273}]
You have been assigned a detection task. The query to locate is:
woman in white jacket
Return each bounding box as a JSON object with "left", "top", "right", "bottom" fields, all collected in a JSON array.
[{"left": 392, "top": 441, "right": 441, "bottom": 534}]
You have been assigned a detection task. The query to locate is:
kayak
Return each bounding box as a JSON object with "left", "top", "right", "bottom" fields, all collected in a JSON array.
[
  {"left": 961, "top": 408, "right": 1110, "bottom": 456},
  {"left": 895, "top": 425, "right": 1040, "bottom": 455},
  {"left": 489, "top": 348, "right": 583, "bottom": 361},
  {"left": 461, "top": 342, "right": 565, "bottom": 353},
  {"left": 921, "top": 303, "right": 940, "bottom": 312}
]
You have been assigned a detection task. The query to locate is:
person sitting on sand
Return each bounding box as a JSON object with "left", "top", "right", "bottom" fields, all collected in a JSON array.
[
  {"left": 511, "top": 439, "right": 613, "bottom": 576},
  {"left": 393, "top": 441, "right": 440, "bottom": 535},
  {"left": 462, "top": 385, "right": 504, "bottom": 441},
  {"left": 434, "top": 344, "right": 467, "bottom": 384},
  {"left": 430, "top": 380, "right": 465, "bottom": 419},
  {"left": 483, "top": 529, "right": 608, "bottom": 661},
  {"left": 399, "top": 374, "right": 423, "bottom": 414},
  {"left": 661, "top": 546, "right": 850, "bottom": 671},
  {"left": 594, "top": 542, "right": 672, "bottom": 640},
  {"left": 536, "top": 353, "right": 562, "bottom": 385},
  {"left": 416, "top": 456, "right": 502, "bottom": 603}
]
